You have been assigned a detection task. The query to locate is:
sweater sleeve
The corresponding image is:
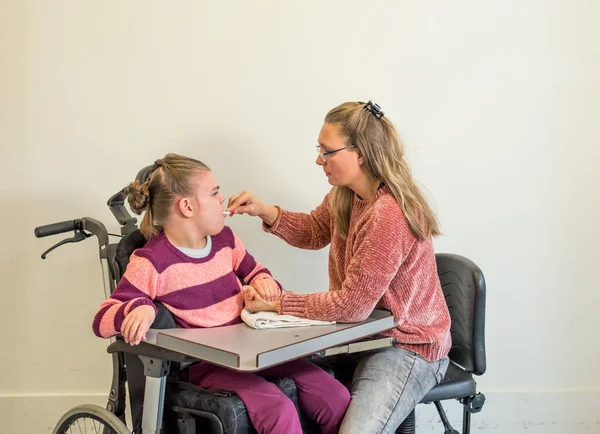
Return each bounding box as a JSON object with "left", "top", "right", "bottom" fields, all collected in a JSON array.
[
  {"left": 263, "top": 192, "right": 332, "bottom": 250},
  {"left": 92, "top": 251, "right": 158, "bottom": 338},
  {"left": 231, "top": 231, "right": 280, "bottom": 289},
  {"left": 279, "top": 207, "right": 416, "bottom": 322}
]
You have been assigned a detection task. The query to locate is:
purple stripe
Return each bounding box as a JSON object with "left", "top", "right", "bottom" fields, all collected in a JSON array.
[
  {"left": 134, "top": 242, "right": 173, "bottom": 273},
  {"left": 128, "top": 298, "right": 156, "bottom": 313},
  {"left": 111, "top": 278, "right": 150, "bottom": 302},
  {"left": 211, "top": 227, "right": 236, "bottom": 251},
  {"left": 133, "top": 248, "right": 157, "bottom": 262},
  {"left": 236, "top": 252, "right": 258, "bottom": 280},
  {"left": 246, "top": 267, "right": 271, "bottom": 283},
  {"left": 140, "top": 229, "right": 237, "bottom": 273},
  {"left": 158, "top": 273, "right": 241, "bottom": 310},
  {"left": 113, "top": 303, "right": 128, "bottom": 334},
  {"left": 92, "top": 304, "right": 112, "bottom": 337}
]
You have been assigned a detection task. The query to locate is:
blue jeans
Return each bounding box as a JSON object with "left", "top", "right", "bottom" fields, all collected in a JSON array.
[{"left": 334, "top": 346, "right": 449, "bottom": 434}]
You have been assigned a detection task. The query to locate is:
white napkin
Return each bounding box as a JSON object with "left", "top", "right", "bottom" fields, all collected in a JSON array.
[{"left": 241, "top": 309, "right": 335, "bottom": 329}]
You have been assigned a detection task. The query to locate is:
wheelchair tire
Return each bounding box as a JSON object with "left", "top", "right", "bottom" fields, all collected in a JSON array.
[{"left": 53, "top": 404, "right": 130, "bottom": 434}]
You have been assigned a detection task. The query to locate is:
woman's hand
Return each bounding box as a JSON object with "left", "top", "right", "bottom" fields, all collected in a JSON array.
[
  {"left": 226, "top": 191, "right": 279, "bottom": 226},
  {"left": 251, "top": 278, "right": 281, "bottom": 301},
  {"left": 242, "top": 285, "right": 280, "bottom": 313},
  {"left": 121, "top": 305, "right": 156, "bottom": 346}
]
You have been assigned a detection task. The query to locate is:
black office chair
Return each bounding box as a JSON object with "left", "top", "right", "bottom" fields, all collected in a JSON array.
[{"left": 396, "top": 253, "right": 487, "bottom": 434}]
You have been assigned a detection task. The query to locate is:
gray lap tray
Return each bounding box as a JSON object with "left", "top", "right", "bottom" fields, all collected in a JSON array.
[{"left": 154, "top": 309, "right": 396, "bottom": 372}]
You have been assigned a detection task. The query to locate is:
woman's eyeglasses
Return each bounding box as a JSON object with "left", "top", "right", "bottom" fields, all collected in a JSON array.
[{"left": 316, "top": 145, "right": 356, "bottom": 163}]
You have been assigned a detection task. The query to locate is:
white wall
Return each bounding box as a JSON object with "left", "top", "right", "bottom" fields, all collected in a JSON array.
[{"left": 1, "top": 1, "right": 599, "bottom": 433}]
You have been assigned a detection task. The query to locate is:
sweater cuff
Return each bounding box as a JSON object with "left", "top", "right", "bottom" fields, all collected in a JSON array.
[
  {"left": 262, "top": 206, "right": 283, "bottom": 234},
  {"left": 250, "top": 272, "right": 273, "bottom": 283},
  {"left": 127, "top": 298, "right": 157, "bottom": 315},
  {"left": 279, "top": 292, "right": 309, "bottom": 317}
]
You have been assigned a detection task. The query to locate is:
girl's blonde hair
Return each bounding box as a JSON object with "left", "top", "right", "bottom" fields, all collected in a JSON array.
[
  {"left": 325, "top": 102, "right": 441, "bottom": 241},
  {"left": 126, "top": 153, "right": 210, "bottom": 239}
]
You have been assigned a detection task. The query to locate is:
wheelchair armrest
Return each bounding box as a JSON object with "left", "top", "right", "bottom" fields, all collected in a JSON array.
[
  {"left": 107, "top": 339, "right": 197, "bottom": 364},
  {"left": 105, "top": 302, "right": 191, "bottom": 362}
]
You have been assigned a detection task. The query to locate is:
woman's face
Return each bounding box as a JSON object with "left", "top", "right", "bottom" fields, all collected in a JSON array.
[{"left": 316, "top": 122, "right": 363, "bottom": 188}]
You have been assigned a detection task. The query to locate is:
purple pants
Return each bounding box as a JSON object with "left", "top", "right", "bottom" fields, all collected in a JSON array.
[{"left": 183, "top": 358, "right": 351, "bottom": 434}]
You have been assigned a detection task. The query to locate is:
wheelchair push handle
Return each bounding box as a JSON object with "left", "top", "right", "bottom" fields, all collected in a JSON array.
[
  {"left": 34, "top": 219, "right": 81, "bottom": 238},
  {"left": 34, "top": 217, "right": 109, "bottom": 259}
]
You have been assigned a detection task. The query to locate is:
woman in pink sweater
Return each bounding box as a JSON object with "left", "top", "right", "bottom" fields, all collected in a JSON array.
[{"left": 227, "top": 101, "right": 452, "bottom": 434}]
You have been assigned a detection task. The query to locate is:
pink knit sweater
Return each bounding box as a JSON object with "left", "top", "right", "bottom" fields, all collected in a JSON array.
[{"left": 265, "top": 187, "right": 452, "bottom": 362}]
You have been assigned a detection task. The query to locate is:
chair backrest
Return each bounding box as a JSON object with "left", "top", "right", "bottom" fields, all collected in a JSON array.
[
  {"left": 114, "top": 229, "right": 147, "bottom": 283},
  {"left": 436, "top": 253, "right": 486, "bottom": 376}
]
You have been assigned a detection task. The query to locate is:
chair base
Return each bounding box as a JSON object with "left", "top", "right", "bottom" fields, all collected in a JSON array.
[{"left": 395, "top": 393, "right": 486, "bottom": 434}]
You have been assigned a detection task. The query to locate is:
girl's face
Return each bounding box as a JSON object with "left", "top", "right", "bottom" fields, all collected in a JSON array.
[{"left": 188, "top": 170, "right": 226, "bottom": 236}]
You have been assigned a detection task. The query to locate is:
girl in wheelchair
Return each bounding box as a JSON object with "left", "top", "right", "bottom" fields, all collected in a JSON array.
[{"left": 93, "top": 153, "right": 350, "bottom": 434}]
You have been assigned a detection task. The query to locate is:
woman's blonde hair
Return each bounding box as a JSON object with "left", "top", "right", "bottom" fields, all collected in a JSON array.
[
  {"left": 325, "top": 102, "right": 441, "bottom": 241},
  {"left": 126, "top": 153, "right": 210, "bottom": 239}
]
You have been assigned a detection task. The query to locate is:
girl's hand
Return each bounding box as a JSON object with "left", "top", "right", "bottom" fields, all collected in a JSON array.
[
  {"left": 121, "top": 305, "right": 156, "bottom": 345},
  {"left": 251, "top": 278, "right": 280, "bottom": 302},
  {"left": 242, "top": 285, "right": 280, "bottom": 313}
]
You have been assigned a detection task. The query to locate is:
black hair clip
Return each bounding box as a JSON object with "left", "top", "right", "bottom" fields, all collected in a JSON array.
[{"left": 364, "top": 100, "right": 384, "bottom": 120}]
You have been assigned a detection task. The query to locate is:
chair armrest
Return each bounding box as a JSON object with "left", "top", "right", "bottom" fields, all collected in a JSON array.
[{"left": 107, "top": 339, "right": 197, "bottom": 364}]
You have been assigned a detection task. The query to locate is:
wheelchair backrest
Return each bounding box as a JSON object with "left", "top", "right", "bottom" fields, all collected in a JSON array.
[
  {"left": 114, "top": 229, "right": 147, "bottom": 283},
  {"left": 435, "top": 253, "right": 486, "bottom": 376}
]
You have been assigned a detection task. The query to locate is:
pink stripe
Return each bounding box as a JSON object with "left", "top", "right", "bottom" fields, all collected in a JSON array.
[
  {"left": 125, "top": 254, "right": 158, "bottom": 298},
  {"left": 231, "top": 233, "right": 245, "bottom": 270},
  {"left": 98, "top": 301, "right": 121, "bottom": 337},
  {"left": 157, "top": 248, "right": 235, "bottom": 294},
  {"left": 165, "top": 293, "right": 243, "bottom": 328}
]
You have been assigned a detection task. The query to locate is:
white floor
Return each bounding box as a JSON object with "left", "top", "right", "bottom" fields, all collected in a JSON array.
[{"left": 2, "top": 390, "right": 600, "bottom": 434}]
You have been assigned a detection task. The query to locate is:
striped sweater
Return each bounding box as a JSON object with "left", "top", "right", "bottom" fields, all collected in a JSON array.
[
  {"left": 265, "top": 186, "right": 452, "bottom": 362},
  {"left": 93, "top": 227, "right": 278, "bottom": 338}
]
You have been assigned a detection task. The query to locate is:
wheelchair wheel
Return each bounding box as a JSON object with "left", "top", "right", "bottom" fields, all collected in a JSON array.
[{"left": 53, "top": 404, "right": 130, "bottom": 434}]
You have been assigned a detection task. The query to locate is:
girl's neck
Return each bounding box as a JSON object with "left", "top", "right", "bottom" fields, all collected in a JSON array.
[{"left": 164, "top": 224, "right": 208, "bottom": 249}]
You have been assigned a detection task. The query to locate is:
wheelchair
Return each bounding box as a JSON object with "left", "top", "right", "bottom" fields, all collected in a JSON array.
[{"left": 35, "top": 165, "right": 487, "bottom": 434}]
